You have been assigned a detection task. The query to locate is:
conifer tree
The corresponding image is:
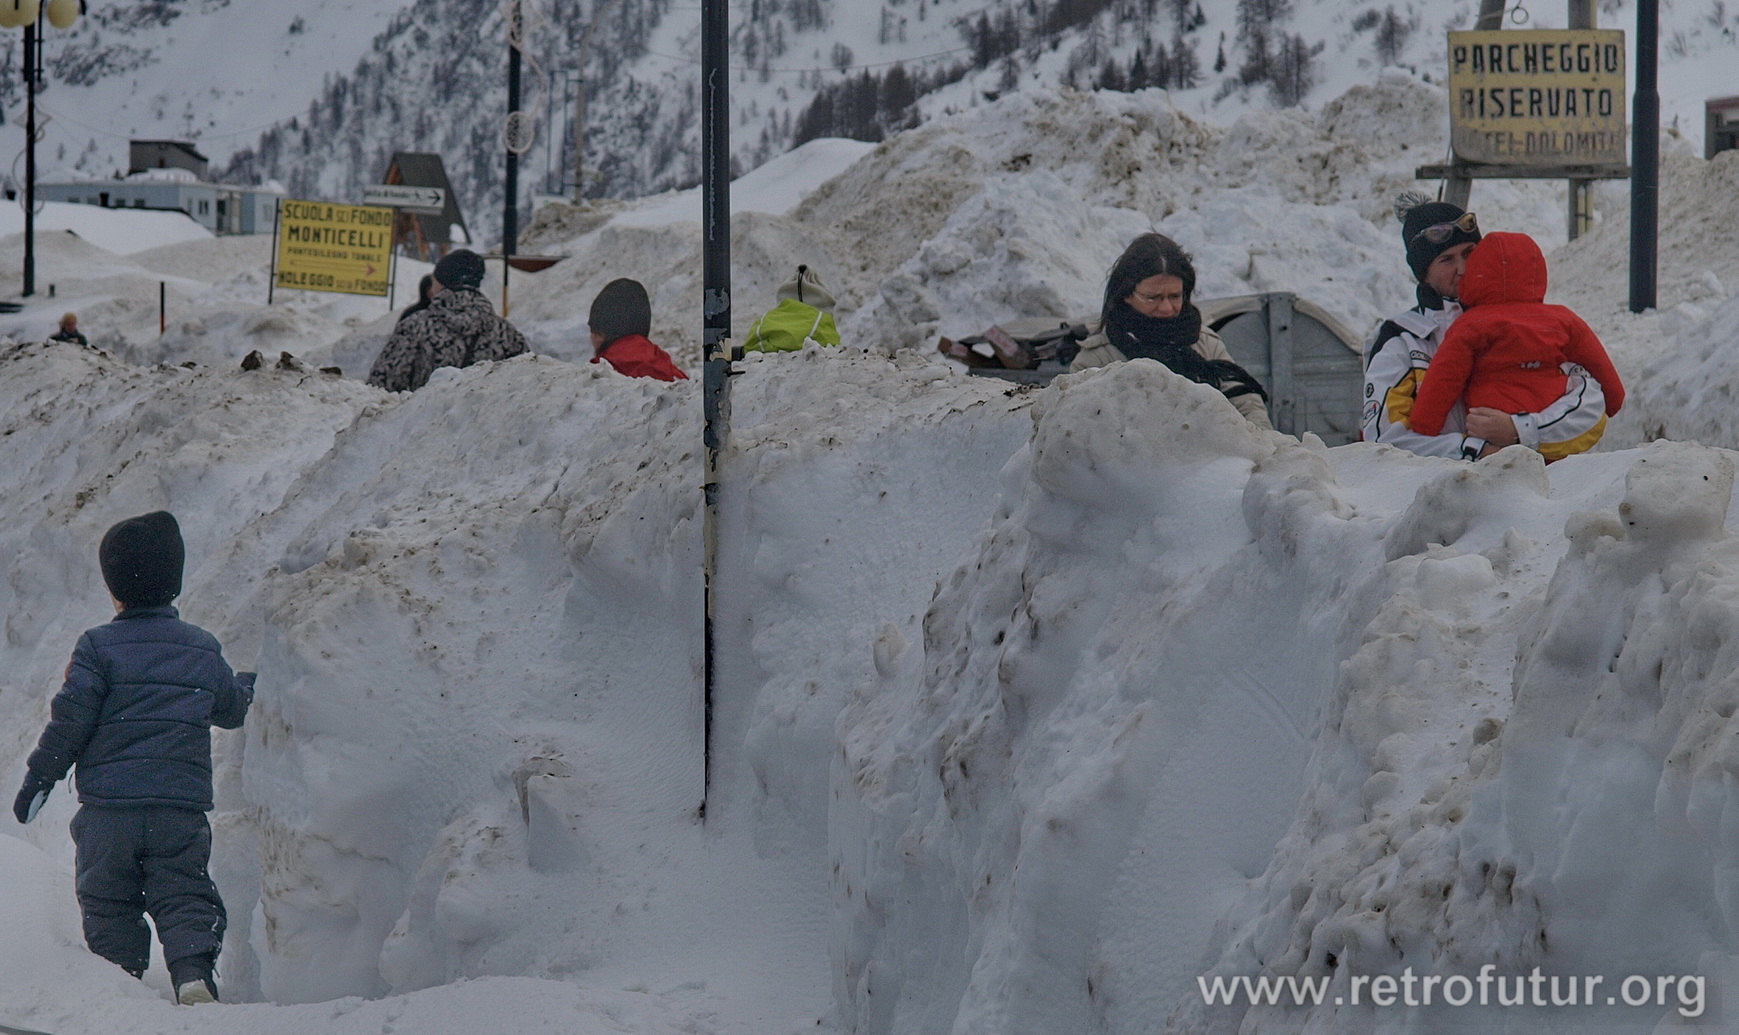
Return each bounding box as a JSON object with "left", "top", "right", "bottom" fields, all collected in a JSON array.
[
  {"left": 1375, "top": 7, "right": 1410, "bottom": 66},
  {"left": 1269, "top": 32, "right": 1318, "bottom": 104},
  {"left": 1171, "top": 32, "right": 1200, "bottom": 88}
]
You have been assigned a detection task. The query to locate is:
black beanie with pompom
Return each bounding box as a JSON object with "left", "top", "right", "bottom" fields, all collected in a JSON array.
[{"left": 1401, "top": 200, "right": 1482, "bottom": 283}]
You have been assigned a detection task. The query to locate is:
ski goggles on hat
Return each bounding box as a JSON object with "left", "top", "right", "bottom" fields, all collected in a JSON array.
[{"left": 1411, "top": 211, "right": 1479, "bottom": 244}]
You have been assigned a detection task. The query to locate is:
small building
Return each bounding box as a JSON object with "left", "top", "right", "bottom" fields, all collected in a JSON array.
[
  {"left": 129, "top": 140, "right": 210, "bottom": 180},
  {"left": 382, "top": 152, "right": 469, "bottom": 262},
  {"left": 36, "top": 143, "right": 284, "bottom": 236}
]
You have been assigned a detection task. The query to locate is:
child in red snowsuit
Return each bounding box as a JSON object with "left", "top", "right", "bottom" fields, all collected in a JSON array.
[{"left": 1408, "top": 231, "right": 1624, "bottom": 455}]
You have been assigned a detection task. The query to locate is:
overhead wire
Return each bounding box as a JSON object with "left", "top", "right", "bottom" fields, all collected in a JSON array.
[
  {"left": 30, "top": 98, "right": 315, "bottom": 145},
  {"left": 643, "top": 44, "right": 973, "bottom": 75}
]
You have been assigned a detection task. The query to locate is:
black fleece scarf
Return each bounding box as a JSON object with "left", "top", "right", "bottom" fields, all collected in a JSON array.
[
  {"left": 1105, "top": 303, "right": 1216, "bottom": 381},
  {"left": 1104, "top": 301, "right": 1270, "bottom": 404}
]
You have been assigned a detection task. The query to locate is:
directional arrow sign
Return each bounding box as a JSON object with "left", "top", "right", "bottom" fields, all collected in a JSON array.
[{"left": 362, "top": 184, "right": 446, "bottom": 214}]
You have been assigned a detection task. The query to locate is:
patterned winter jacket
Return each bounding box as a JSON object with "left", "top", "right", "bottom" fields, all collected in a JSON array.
[
  {"left": 366, "top": 287, "right": 530, "bottom": 392},
  {"left": 26, "top": 606, "right": 255, "bottom": 811}
]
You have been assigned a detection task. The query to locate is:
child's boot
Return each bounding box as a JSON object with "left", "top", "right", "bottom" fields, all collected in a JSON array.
[{"left": 169, "top": 953, "right": 219, "bottom": 1005}]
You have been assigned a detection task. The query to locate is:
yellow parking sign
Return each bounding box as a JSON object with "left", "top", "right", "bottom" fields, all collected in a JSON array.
[
  {"left": 1448, "top": 30, "right": 1627, "bottom": 168},
  {"left": 273, "top": 200, "right": 395, "bottom": 297}
]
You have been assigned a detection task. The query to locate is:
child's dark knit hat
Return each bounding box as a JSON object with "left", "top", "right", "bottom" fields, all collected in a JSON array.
[
  {"left": 433, "top": 249, "right": 486, "bottom": 292},
  {"left": 589, "top": 278, "right": 652, "bottom": 345},
  {"left": 99, "top": 511, "right": 184, "bottom": 608},
  {"left": 1401, "top": 200, "right": 1483, "bottom": 283}
]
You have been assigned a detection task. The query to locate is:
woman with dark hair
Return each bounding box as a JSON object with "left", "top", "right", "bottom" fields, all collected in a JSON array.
[
  {"left": 397, "top": 275, "right": 436, "bottom": 324},
  {"left": 1070, "top": 233, "right": 1273, "bottom": 429}
]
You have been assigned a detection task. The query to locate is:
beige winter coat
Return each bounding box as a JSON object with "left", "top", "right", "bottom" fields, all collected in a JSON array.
[{"left": 1069, "top": 324, "right": 1274, "bottom": 430}]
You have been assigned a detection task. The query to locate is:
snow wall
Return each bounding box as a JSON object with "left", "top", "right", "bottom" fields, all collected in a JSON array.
[
  {"left": 9, "top": 336, "right": 1739, "bottom": 1034},
  {"left": 836, "top": 364, "right": 1739, "bottom": 1035}
]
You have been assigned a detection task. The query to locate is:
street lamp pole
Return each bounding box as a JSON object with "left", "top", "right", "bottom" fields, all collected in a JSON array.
[{"left": 7, "top": 0, "right": 83, "bottom": 299}]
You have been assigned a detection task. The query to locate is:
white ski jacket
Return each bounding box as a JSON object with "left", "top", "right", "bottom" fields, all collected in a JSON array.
[{"left": 1361, "top": 298, "right": 1607, "bottom": 461}]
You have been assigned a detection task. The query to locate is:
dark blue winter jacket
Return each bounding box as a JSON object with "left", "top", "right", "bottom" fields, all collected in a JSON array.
[{"left": 26, "top": 606, "right": 254, "bottom": 811}]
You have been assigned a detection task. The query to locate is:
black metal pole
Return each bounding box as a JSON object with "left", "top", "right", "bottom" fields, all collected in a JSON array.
[
  {"left": 23, "top": 18, "right": 37, "bottom": 298},
  {"left": 503, "top": 17, "right": 520, "bottom": 314},
  {"left": 700, "top": 0, "right": 731, "bottom": 820},
  {"left": 1630, "top": 0, "right": 1658, "bottom": 313}
]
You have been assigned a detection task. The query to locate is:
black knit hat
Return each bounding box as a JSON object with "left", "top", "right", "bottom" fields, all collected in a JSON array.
[
  {"left": 99, "top": 511, "right": 185, "bottom": 609},
  {"left": 589, "top": 278, "right": 652, "bottom": 344},
  {"left": 433, "top": 249, "right": 485, "bottom": 291},
  {"left": 1401, "top": 200, "right": 1482, "bottom": 283}
]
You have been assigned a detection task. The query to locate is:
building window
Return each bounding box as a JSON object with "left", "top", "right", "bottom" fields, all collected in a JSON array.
[
  {"left": 198, "top": 200, "right": 209, "bottom": 214},
  {"left": 134, "top": 199, "right": 145, "bottom": 208}
]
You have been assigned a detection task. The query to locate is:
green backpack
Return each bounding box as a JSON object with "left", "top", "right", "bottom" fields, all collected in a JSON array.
[
  {"left": 743, "top": 298, "right": 840, "bottom": 353},
  {"left": 743, "top": 265, "right": 841, "bottom": 353}
]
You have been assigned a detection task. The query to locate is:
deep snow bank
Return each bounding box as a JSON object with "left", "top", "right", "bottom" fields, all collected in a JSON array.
[
  {"left": 1555, "top": 149, "right": 1739, "bottom": 452},
  {"left": 0, "top": 339, "right": 1033, "bottom": 1033},
  {"left": 8, "top": 323, "right": 1739, "bottom": 1035},
  {"left": 512, "top": 75, "right": 1578, "bottom": 366},
  {"left": 835, "top": 357, "right": 1739, "bottom": 1034}
]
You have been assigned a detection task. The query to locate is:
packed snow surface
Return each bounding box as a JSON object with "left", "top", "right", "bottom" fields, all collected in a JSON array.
[
  {"left": 0, "top": 201, "right": 212, "bottom": 256},
  {"left": 6, "top": 75, "right": 1739, "bottom": 1035}
]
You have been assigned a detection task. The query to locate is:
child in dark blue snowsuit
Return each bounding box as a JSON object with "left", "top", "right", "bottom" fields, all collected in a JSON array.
[{"left": 13, "top": 511, "right": 255, "bottom": 1005}]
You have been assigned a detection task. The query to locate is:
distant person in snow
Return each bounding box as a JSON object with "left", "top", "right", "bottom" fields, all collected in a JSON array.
[
  {"left": 49, "top": 312, "right": 89, "bottom": 347},
  {"left": 1362, "top": 195, "right": 1608, "bottom": 460},
  {"left": 741, "top": 264, "right": 841, "bottom": 353},
  {"left": 589, "top": 278, "right": 688, "bottom": 381},
  {"left": 1069, "top": 233, "right": 1272, "bottom": 429},
  {"left": 1406, "top": 231, "right": 1625, "bottom": 458},
  {"left": 397, "top": 274, "right": 435, "bottom": 324},
  {"left": 13, "top": 511, "right": 255, "bottom": 1006},
  {"left": 367, "top": 249, "right": 529, "bottom": 392}
]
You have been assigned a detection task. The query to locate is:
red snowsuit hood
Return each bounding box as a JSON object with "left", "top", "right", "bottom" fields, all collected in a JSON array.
[{"left": 1458, "top": 231, "right": 1547, "bottom": 308}]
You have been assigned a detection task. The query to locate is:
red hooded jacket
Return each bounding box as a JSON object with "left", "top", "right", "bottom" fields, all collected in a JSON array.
[
  {"left": 1410, "top": 232, "right": 1624, "bottom": 439},
  {"left": 592, "top": 333, "right": 689, "bottom": 382}
]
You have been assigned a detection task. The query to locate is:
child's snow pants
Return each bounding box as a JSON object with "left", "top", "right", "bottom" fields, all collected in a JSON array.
[{"left": 71, "top": 804, "right": 226, "bottom": 975}]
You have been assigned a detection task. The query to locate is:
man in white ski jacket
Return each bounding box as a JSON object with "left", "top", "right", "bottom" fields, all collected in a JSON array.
[{"left": 1362, "top": 197, "right": 1607, "bottom": 461}]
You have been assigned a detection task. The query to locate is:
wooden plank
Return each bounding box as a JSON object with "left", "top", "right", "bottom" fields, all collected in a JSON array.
[{"left": 1418, "top": 163, "right": 1630, "bottom": 179}]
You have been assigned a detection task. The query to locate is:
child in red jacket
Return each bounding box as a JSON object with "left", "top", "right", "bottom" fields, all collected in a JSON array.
[
  {"left": 588, "top": 278, "right": 688, "bottom": 382},
  {"left": 1408, "top": 231, "right": 1623, "bottom": 457}
]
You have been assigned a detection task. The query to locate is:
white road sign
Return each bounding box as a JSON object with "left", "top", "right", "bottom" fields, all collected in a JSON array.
[{"left": 362, "top": 185, "right": 446, "bottom": 213}]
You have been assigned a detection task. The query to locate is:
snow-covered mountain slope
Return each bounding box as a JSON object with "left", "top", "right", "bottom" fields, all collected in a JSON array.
[
  {"left": 4, "top": 0, "right": 1733, "bottom": 250},
  {"left": 0, "top": 0, "right": 408, "bottom": 177}
]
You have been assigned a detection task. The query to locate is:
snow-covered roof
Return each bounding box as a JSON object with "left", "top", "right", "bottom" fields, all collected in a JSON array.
[{"left": 125, "top": 166, "right": 200, "bottom": 184}]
